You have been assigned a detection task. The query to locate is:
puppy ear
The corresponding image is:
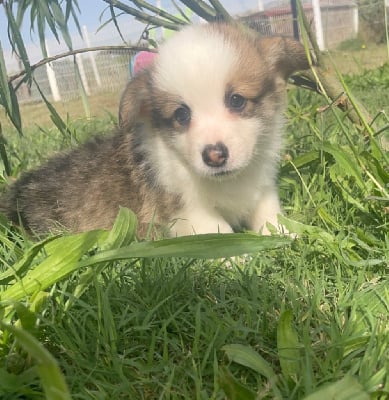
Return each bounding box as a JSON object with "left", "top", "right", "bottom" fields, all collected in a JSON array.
[
  {"left": 260, "top": 36, "right": 310, "bottom": 79},
  {"left": 119, "top": 69, "right": 151, "bottom": 130}
]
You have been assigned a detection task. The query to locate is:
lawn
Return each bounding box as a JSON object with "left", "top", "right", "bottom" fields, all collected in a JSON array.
[{"left": 0, "top": 49, "right": 388, "bottom": 399}]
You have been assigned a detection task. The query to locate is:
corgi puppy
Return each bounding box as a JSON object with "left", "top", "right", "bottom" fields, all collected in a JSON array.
[{"left": 0, "top": 22, "right": 309, "bottom": 237}]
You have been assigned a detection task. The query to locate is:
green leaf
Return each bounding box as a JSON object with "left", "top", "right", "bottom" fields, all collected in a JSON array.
[
  {"left": 351, "top": 282, "right": 389, "bottom": 332},
  {"left": 50, "top": 1, "right": 74, "bottom": 50},
  {"left": 223, "top": 344, "right": 277, "bottom": 380},
  {"left": 322, "top": 142, "right": 365, "bottom": 190},
  {"left": 0, "top": 40, "right": 22, "bottom": 134},
  {"left": 0, "top": 236, "right": 58, "bottom": 285},
  {"left": 79, "top": 233, "right": 290, "bottom": 265},
  {"left": 281, "top": 150, "right": 320, "bottom": 173},
  {"left": 0, "top": 230, "right": 102, "bottom": 302},
  {"left": 303, "top": 375, "right": 369, "bottom": 400},
  {"left": 102, "top": 207, "right": 137, "bottom": 250},
  {"left": 0, "top": 321, "right": 71, "bottom": 400},
  {"left": 13, "top": 302, "right": 37, "bottom": 333},
  {"left": 277, "top": 310, "right": 300, "bottom": 380},
  {"left": 34, "top": 78, "right": 71, "bottom": 138},
  {"left": 0, "top": 127, "right": 11, "bottom": 176},
  {"left": 223, "top": 344, "right": 282, "bottom": 399},
  {"left": 5, "top": 2, "right": 32, "bottom": 84},
  {"left": 65, "top": 207, "right": 137, "bottom": 310},
  {"left": 278, "top": 215, "right": 335, "bottom": 242},
  {"left": 219, "top": 366, "right": 256, "bottom": 400}
]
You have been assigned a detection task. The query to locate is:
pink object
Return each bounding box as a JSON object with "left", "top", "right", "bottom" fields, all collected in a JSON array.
[{"left": 133, "top": 51, "right": 157, "bottom": 75}]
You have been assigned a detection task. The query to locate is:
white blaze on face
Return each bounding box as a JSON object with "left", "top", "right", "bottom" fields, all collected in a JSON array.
[{"left": 154, "top": 25, "right": 263, "bottom": 177}]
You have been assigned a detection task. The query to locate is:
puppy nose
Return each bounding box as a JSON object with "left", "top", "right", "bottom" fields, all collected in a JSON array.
[{"left": 202, "top": 142, "right": 229, "bottom": 167}]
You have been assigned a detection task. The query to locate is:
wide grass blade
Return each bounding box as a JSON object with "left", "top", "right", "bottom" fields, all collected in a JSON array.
[
  {"left": 0, "top": 236, "right": 58, "bottom": 285},
  {"left": 79, "top": 233, "right": 290, "bottom": 265},
  {"left": 302, "top": 375, "right": 369, "bottom": 400},
  {"left": 0, "top": 321, "right": 71, "bottom": 400},
  {"left": 223, "top": 343, "right": 282, "bottom": 399},
  {"left": 0, "top": 41, "right": 22, "bottom": 135},
  {"left": 0, "top": 230, "right": 102, "bottom": 302},
  {"left": 218, "top": 367, "right": 256, "bottom": 400},
  {"left": 1, "top": 206, "right": 288, "bottom": 304},
  {"left": 277, "top": 310, "right": 300, "bottom": 380}
]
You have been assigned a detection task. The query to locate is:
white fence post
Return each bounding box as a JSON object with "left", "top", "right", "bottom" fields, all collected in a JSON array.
[
  {"left": 75, "top": 53, "right": 90, "bottom": 95},
  {"left": 45, "top": 41, "right": 61, "bottom": 102},
  {"left": 82, "top": 25, "right": 102, "bottom": 87},
  {"left": 353, "top": 4, "right": 359, "bottom": 36},
  {"left": 312, "top": 0, "right": 325, "bottom": 50}
]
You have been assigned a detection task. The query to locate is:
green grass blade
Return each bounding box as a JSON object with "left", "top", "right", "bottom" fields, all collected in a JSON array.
[
  {"left": 0, "top": 321, "right": 72, "bottom": 400},
  {"left": 5, "top": 2, "right": 32, "bottom": 83},
  {"left": 79, "top": 233, "right": 290, "bottom": 265},
  {"left": 0, "top": 230, "right": 102, "bottom": 302},
  {"left": 0, "top": 236, "right": 58, "bottom": 285},
  {"left": 33, "top": 78, "right": 71, "bottom": 138},
  {"left": 223, "top": 343, "right": 282, "bottom": 399},
  {"left": 277, "top": 310, "right": 300, "bottom": 380},
  {"left": 65, "top": 207, "right": 137, "bottom": 310},
  {"left": 0, "top": 41, "right": 22, "bottom": 135},
  {"left": 303, "top": 375, "right": 369, "bottom": 400},
  {"left": 218, "top": 366, "right": 256, "bottom": 400},
  {"left": 322, "top": 142, "right": 365, "bottom": 191}
]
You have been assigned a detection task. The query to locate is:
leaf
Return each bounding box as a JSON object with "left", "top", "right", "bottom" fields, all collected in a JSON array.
[
  {"left": 219, "top": 366, "right": 256, "bottom": 400},
  {"left": 65, "top": 207, "right": 137, "bottom": 310},
  {"left": 0, "top": 127, "right": 11, "bottom": 176},
  {"left": 223, "top": 344, "right": 282, "bottom": 399},
  {"left": 13, "top": 302, "right": 37, "bottom": 333},
  {"left": 277, "top": 310, "right": 300, "bottom": 380},
  {"left": 0, "top": 236, "right": 58, "bottom": 285},
  {"left": 0, "top": 230, "right": 102, "bottom": 302},
  {"left": 0, "top": 40, "right": 22, "bottom": 134},
  {"left": 281, "top": 150, "right": 320, "bottom": 173},
  {"left": 34, "top": 78, "right": 71, "bottom": 138},
  {"left": 0, "top": 321, "right": 71, "bottom": 400},
  {"left": 278, "top": 215, "right": 335, "bottom": 242},
  {"left": 351, "top": 282, "right": 389, "bottom": 331},
  {"left": 223, "top": 344, "right": 277, "bottom": 381},
  {"left": 5, "top": 1, "right": 32, "bottom": 84},
  {"left": 322, "top": 142, "right": 365, "bottom": 190},
  {"left": 79, "top": 233, "right": 290, "bottom": 266},
  {"left": 303, "top": 375, "right": 369, "bottom": 400},
  {"left": 50, "top": 1, "right": 74, "bottom": 50}
]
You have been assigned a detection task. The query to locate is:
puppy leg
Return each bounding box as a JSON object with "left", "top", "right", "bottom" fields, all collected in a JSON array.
[
  {"left": 170, "top": 207, "right": 233, "bottom": 236},
  {"left": 251, "top": 188, "right": 286, "bottom": 235}
]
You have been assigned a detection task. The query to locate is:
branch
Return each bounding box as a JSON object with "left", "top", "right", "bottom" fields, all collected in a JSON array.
[{"left": 8, "top": 45, "right": 156, "bottom": 84}]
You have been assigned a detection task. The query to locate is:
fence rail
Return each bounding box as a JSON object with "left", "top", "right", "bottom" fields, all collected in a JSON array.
[{"left": 11, "top": 0, "right": 389, "bottom": 105}]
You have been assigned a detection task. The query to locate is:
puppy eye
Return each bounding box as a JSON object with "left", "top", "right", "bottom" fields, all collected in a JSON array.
[
  {"left": 228, "top": 93, "right": 247, "bottom": 111},
  {"left": 174, "top": 105, "right": 191, "bottom": 126}
]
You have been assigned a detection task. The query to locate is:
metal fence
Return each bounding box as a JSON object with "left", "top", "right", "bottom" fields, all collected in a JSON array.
[
  {"left": 12, "top": 0, "right": 389, "bottom": 105},
  {"left": 242, "top": 1, "right": 359, "bottom": 49},
  {"left": 15, "top": 48, "right": 134, "bottom": 104}
]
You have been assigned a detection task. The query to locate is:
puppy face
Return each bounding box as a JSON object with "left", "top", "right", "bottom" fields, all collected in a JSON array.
[{"left": 120, "top": 23, "right": 309, "bottom": 179}]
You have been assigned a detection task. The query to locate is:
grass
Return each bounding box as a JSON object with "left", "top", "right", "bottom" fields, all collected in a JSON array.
[{"left": 0, "top": 51, "right": 388, "bottom": 399}]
